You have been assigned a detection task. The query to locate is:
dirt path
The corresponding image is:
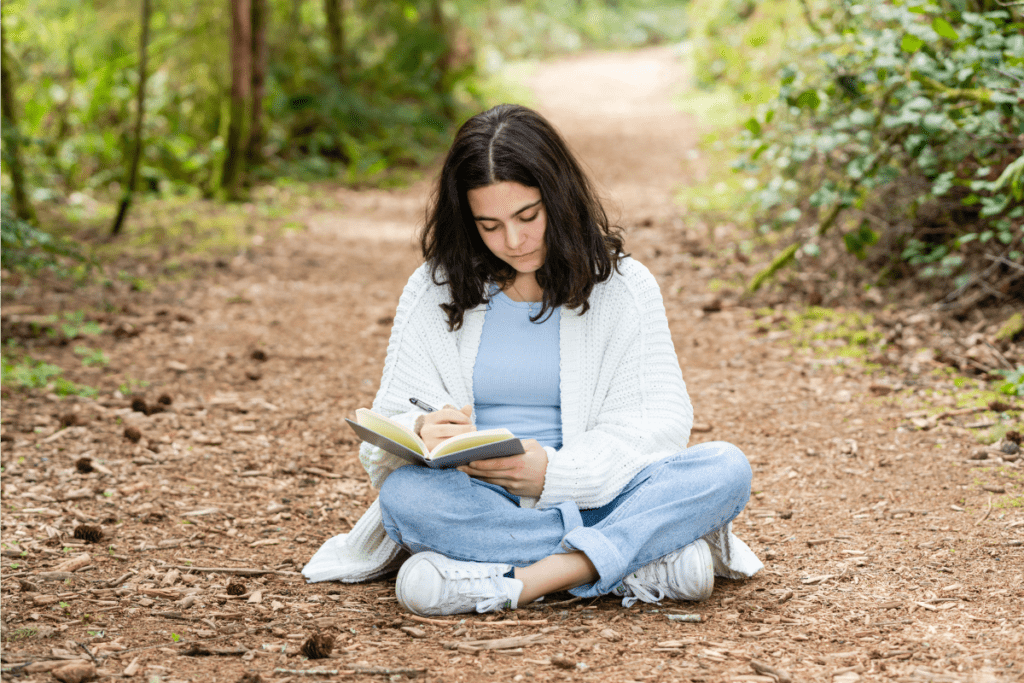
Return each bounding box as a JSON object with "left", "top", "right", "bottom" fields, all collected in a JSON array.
[{"left": 2, "top": 48, "right": 1022, "bottom": 683}]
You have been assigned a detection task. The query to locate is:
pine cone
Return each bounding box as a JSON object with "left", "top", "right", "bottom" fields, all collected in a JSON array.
[
  {"left": 237, "top": 673, "right": 263, "bottom": 683},
  {"left": 60, "top": 413, "right": 79, "bottom": 428},
  {"left": 251, "top": 349, "right": 268, "bottom": 362},
  {"left": 131, "top": 397, "right": 149, "bottom": 414},
  {"left": 226, "top": 581, "right": 246, "bottom": 596},
  {"left": 300, "top": 632, "right": 334, "bottom": 659},
  {"left": 75, "top": 457, "right": 94, "bottom": 474},
  {"left": 1006, "top": 430, "right": 1022, "bottom": 445},
  {"left": 74, "top": 525, "right": 104, "bottom": 543},
  {"left": 124, "top": 426, "right": 142, "bottom": 443}
]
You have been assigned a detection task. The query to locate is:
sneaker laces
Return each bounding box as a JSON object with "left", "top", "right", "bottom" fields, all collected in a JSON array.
[
  {"left": 439, "top": 564, "right": 514, "bottom": 613},
  {"left": 617, "top": 575, "right": 666, "bottom": 608}
]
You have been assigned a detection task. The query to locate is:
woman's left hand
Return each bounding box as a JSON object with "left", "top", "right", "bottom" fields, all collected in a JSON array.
[{"left": 458, "top": 439, "right": 548, "bottom": 498}]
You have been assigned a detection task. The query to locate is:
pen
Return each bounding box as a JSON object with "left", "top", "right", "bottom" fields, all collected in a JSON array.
[{"left": 409, "top": 397, "right": 437, "bottom": 412}]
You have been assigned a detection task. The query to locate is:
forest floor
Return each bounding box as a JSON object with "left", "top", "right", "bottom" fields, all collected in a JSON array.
[{"left": 2, "top": 47, "right": 1023, "bottom": 683}]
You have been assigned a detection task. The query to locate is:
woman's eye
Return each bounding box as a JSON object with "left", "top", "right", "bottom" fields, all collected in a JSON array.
[
  {"left": 479, "top": 223, "right": 499, "bottom": 232},
  {"left": 522, "top": 213, "right": 539, "bottom": 222}
]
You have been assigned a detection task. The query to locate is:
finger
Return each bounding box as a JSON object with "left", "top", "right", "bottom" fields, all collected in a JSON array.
[
  {"left": 427, "top": 424, "right": 475, "bottom": 439},
  {"left": 460, "top": 404, "right": 473, "bottom": 417},
  {"left": 438, "top": 407, "right": 472, "bottom": 424},
  {"left": 424, "top": 409, "right": 471, "bottom": 427},
  {"left": 467, "top": 455, "right": 520, "bottom": 470}
]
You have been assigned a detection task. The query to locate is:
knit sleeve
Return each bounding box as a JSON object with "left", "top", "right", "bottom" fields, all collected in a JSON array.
[
  {"left": 358, "top": 264, "right": 460, "bottom": 489},
  {"left": 538, "top": 260, "right": 692, "bottom": 509}
]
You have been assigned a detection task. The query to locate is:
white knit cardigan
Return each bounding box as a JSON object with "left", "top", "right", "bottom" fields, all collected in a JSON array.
[{"left": 303, "top": 258, "right": 763, "bottom": 583}]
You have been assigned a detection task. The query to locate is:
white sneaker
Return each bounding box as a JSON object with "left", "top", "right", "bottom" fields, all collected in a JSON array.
[
  {"left": 613, "top": 539, "right": 714, "bottom": 607},
  {"left": 395, "top": 552, "right": 524, "bottom": 616}
]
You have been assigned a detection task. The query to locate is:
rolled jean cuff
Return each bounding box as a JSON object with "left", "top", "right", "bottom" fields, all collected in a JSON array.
[
  {"left": 549, "top": 501, "right": 585, "bottom": 537},
  {"left": 559, "top": 526, "right": 626, "bottom": 597}
]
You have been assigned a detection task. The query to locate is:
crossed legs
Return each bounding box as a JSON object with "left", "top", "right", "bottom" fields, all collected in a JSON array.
[{"left": 380, "top": 441, "right": 752, "bottom": 611}]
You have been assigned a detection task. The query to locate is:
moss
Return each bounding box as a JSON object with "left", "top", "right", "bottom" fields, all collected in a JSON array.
[{"left": 995, "top": 312, "right": 1023, "bottom": 342}]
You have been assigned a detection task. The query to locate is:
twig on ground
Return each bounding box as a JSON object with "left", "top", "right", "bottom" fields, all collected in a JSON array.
[
  {"left": 156, "top": 563, "right": 299, "bottom": 577},
  {"left": 75, "top": 641, "right": 99, "bottom": 665},
  {"left": 273, "top": 666, "right": 426, "bottom": 677},
  {"left": 666, "top": 614, "right": 703, "bottom": 622},
  {"left": 543, "top": 596, "right": 583, "bottom": 607},
  {"left": 98, "top": 571, "right": 135, "bottom": 588},
  {"left": 0, "top": 663, "right": 29, "bottom": 675},
  {"left": 471, "top": 618, "right": 549, "bottom": 626},
  {"left": 407, "top": 615, "right": 457, "bottom": 626},
  {"left": 982, "top": 339, "right": 1016, "bottom": 371},
  {"left": 975, "top": 496, "right": 993, "bottom": 526},
  {"left": 985, "top": 253, "right": 1024, "bottom": 273},
  {"left": 751, "top": 659, "right": 793, "bottom": 683},
  {"left": 446, "top": 633, "right": 553, "bottom": 653},
  {"left": 302, "top": 467, "right": 344, "bottom": 479}
]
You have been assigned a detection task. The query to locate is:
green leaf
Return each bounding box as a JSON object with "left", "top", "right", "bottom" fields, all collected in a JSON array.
[
  {"left": 745, "top": 118, "right": 762, "bottom": 136},
  {"left": 902, "top": 34, "right": 925, "bottom": 52},
  {"left": 795, "top": 90, "right": 821, "bottom": 110},
  {"left": 843, "top": 222, "right": 880, "bottom": 260},
  {"left": 932, "top": 17, "right": 959, "bottom": 41}
]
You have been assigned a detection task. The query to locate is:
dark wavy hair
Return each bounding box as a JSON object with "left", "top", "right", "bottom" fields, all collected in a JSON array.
[{"left": 420, "top": 104, "right": 626, "bottom": 330}]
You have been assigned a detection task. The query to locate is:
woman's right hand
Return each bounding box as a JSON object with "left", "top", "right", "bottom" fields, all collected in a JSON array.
[{"left": 418, "top": 404, "right": 475, "bottom": 450}]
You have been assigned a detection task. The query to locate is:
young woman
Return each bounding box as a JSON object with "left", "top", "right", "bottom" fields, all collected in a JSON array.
[{"left": 303, "top": 104, "right": 762, "bottom": 615}]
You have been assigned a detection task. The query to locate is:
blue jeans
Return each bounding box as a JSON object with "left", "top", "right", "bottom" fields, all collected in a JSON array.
[{"left": 378, "top": 441, "right": 752, "bottom": 597}]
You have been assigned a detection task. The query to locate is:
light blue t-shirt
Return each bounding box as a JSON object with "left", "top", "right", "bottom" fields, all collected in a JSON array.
[{"left": 473, "top": 289, "right": 562, "bottom": 449}]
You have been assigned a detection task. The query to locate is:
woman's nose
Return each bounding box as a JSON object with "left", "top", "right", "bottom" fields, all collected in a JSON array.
[{"left": 505, "top": 225, "right": 522, "bottom": 249}]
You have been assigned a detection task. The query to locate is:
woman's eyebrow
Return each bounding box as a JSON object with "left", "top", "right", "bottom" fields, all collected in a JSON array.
[{"left": 473, "top": 199, "right": 542, "bottom": 222}]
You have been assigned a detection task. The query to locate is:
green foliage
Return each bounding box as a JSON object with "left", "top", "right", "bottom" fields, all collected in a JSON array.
[
  {"left": 995, "top": 313, "right": 1024, "bottom": 342},
  {"left": 1, "top": 352, "right": 97, "bottom": 396},
  {"left": 688, "top": 0, "right": 800, "bottom": 107},
  {"left": 118, "top": 377, "right": 149, "bottom": 395},
  {"left": 2, "top": 0, "right": 479, "bottom": 200},
  {"left": 74, "top": 345, "right": 109, "bottom": 367},
  {"left": 55, "top": 311, "right": 103, "bottom": 338},
  {"left": 7, "top": 628, "right": 37, "bottom": 641},
  {"left": 1, "top": 193, "right": 87, "bottom": 275},
  {"left": 760, "top": 305, "right": 886, "bottom": 360},
  {"left": 466, "top": 0, "right": 688, "bottom": 62},
  {"left": 995, "top": 366, "right": 1024, "bottom": 396},
  {"left": 735, "top": 0, "right": 1024, "bottom": 288}
]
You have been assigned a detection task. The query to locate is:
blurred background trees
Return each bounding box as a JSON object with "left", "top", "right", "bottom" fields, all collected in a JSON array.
[{"left": 0, "top": 0, "right": 1020, "bottom": 310}]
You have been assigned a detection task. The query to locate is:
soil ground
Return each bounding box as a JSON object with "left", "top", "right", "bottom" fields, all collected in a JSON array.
[{"left": 2, "top": 47, "right": 1022, "bottom": 683}]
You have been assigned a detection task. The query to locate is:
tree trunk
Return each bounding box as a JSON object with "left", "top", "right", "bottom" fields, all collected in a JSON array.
[
  {"left": 429, "top": 0, "right": 453, "bottom": 119},
  {"left": 1, "top": 20, "right": 36, "bottom": 224},
  {"left": 324, "top": 0, "right": 345, "bottom": 86},
  {"left": 246, "top": 0, "right": 268, "bottom": 165},
  {"left": 110, "top": 0, "right": 151, "bottom": 236},
  {"left": 221, "top": 0, "right": 252, "bottom": 200}
]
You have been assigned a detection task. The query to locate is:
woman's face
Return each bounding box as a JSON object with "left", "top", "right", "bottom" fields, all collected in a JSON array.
[{"left": 467, "top": 182, "right": 547, "bottom": 277}]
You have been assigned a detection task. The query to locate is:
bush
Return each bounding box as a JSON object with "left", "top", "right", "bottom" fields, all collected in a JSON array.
[
  {"left": 0, "top": 192, "right": 86, "bottom": 275},
  {"left": 738, "top": 0, "right": 1023, "bottom": 302}
]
